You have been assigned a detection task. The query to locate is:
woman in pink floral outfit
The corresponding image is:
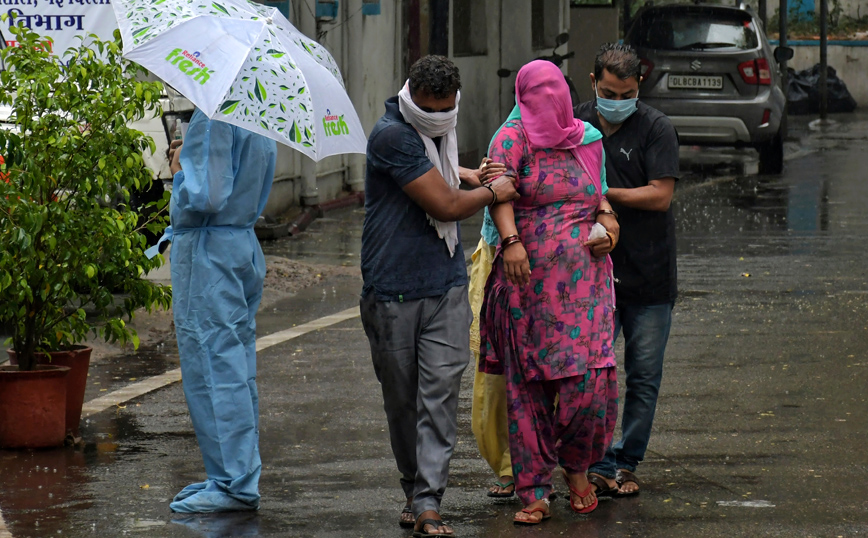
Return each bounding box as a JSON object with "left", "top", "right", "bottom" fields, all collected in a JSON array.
[{"left": 479, "top": 60, "right": 620, "bottom": 524}]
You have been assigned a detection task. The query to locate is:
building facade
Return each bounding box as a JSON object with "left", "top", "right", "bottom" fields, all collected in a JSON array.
[{"left": 264, "top": 0, "right": 579, "bottom": 213}]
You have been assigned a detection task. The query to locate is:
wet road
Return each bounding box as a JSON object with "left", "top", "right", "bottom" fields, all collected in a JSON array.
[{"left": 1, "top": 113, "right": 867, "bottom": 537}]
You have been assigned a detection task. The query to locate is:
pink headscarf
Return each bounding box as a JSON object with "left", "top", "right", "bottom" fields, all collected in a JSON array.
[{"left": 515, "top": 60, "right": 585, "bottom": 151}]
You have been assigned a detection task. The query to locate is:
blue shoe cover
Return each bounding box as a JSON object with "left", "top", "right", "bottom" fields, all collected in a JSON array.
[
  {"left": 170, "top": 490, "right": 259, "bottom": 514},
  {"left": 173, "top": 481, "right": 211, "bottom": 502}
]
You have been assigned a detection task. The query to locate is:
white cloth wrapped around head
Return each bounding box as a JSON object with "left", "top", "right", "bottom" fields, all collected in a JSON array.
[{"left": 397, "top": 81, "right": 461, "bottom": 257}]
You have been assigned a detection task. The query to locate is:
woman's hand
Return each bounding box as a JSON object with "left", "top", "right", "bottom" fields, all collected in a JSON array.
[
  {"left": 480, "top": 158, "right": 507, "bottom": 184},
  {"left": 596, "top": 212, "right": 619, "bottom": 240},
  {"left": 584, "top": 234, "right": 614, "bottom": 257},
  {"left": 584, "top": 210, "right": 619, "bottom": 257},
  {"left": 503, "top": 241, "right": 530, "bottom": 286},
  {"left": 462, "top": 158, "right": 508, "bottom": 188}
]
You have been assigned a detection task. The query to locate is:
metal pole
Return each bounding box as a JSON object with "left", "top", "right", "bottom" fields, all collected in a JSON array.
[
  {"left": 299, "top": 1, "right": 319, "bottom": 206},
  {"left": 819, "top": 0, "right": 828, "bottom": 120},
  {"left": 759, "top": 0, "right": 767, "bottom": 28},
  {"left": 344, "top": 0, "right": 365, "bottom": 192},
  {"left": 779, "top": 0, "right": 788, "bottom": 138}
]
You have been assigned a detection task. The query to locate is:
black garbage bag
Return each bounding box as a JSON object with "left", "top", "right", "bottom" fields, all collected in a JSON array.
[{"left": 787, "top": 63, "right": 857, "bottom": 115}]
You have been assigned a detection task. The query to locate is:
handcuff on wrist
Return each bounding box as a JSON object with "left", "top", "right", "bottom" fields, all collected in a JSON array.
[
  {"left": 484, "top": 184, "right": 498, "bottom": 206},
  {"left": 597, "top": 208, "right": 618, "bottom": 221}
]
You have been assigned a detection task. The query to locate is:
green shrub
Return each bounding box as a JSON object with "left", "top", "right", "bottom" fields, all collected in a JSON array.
[{"left": 0, "top": 22, "right": 172, "bottom": 371}]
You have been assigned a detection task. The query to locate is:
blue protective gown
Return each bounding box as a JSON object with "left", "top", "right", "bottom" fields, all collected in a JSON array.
[{"left": 167, "top": 109, "right": 277, "bottom": 513}]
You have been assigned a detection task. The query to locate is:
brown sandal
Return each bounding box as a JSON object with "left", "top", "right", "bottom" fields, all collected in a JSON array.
[
  {"left": 615, "top": 469, "right": 640, "bottom": 497},
  {"left": 588, "top": 473, "right": 618, "bottom": 498}
]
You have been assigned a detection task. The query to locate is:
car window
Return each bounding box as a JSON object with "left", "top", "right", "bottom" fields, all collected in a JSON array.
[{"left": 631, "top": 11, "right": 759, "bottom": 51}]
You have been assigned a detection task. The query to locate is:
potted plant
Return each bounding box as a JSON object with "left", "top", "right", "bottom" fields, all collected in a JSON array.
[{"left": 0, "top": 22, "right": 172, "bottom": 448}]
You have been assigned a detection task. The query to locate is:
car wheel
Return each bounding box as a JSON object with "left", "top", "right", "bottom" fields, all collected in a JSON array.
[{"left": 758, "top": 130, "right": 784, "bottom": 175}]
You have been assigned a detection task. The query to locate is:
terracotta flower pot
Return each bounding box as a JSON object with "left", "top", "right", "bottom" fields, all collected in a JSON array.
[
  {"left": 0, "top": 365, "right": 70, "bottom": 449},
  {"left": 7, "top": 346, "right": 93, "bottom": 439}
]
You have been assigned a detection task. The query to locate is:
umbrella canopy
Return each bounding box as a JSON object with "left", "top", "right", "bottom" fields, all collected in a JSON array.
[{"left": 112, "top": 0, "right": 367, "bottom": 161}]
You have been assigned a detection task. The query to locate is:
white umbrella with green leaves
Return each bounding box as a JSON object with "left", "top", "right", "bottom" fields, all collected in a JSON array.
[{"left": 111, "top": 0, "right": 366, "bottom": 160}]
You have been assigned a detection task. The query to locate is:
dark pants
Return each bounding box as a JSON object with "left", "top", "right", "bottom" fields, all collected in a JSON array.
[
  {"left": 589, "top": 302, "right": 674, "bottom": 478},
  {"left": 360, "top": 285, "right": 471, "bottom": 517}
]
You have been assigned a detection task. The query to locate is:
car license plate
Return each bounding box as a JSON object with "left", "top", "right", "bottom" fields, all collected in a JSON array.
[{"left": 668, "top": 75, "right": 724, "bottom": 90}]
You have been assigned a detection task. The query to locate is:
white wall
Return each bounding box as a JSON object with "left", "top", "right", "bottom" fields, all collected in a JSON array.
[
  {"left": 265, "top": 0, "right": 403, "bottom": 215},
  {"left": 453, "top": 0, "right": 530, "bottom": 164},
  {"left": 826, "top": 0, "right": 863, "bottom": 19},
  {"left": 790, "top": 45, "right": 868, "bottom": 106},
  {"left": 498, "top": 0, "right": 534, "bottom": 123},
  {"left": 454, "top": 0, "right": 574, "bottom": 162},
  {"left": 264, "top": 0, "right": 576, "bottom": 215},
  {"left": 568, "top": 6, "right": 621, "bottom": 104}
]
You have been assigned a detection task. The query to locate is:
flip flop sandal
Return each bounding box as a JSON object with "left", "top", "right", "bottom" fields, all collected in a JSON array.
[
  {"left": 615, "top": 469, "right": 640, "bottom": 497},
  {"left": 588, "top": 473, "right": 618, "bottom": 498},
  {"left": 562, "top": 471, "right": 599, "bottom": 514},
  {"left": 486, "top": 480, "right": 515, "bottom": 498},
  {"left": 513, "top": 499, "right": 551, "bottom": 526},
  {"left": 413, "top": 519, "right": 455, "bottom": 538},
  {"left": 399, "top": 505, "right": 415, "bottom": 528}
]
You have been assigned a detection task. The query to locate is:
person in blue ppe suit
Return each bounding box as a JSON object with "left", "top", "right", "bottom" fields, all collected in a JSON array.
[{"left": 164, "top": 108, "right": 277, "bottom": 513}]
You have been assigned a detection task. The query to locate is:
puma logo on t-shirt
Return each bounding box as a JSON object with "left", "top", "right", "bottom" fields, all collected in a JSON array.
[{"left": 620, "top": 148, "right": 634, "bottom": 161}]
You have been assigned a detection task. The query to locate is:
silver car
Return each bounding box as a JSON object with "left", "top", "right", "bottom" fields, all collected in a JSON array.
[{"left": 625, "top": 3, "right": 790, "bottom": 173}]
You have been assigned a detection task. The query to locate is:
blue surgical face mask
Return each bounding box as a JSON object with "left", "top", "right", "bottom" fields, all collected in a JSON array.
[{"left": 595, "top": 84, "right": 639, "bottom": 124}]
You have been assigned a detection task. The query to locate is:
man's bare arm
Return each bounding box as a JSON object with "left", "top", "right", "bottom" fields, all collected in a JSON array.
[
  {"left": 605, "top": 178, "right": 675, "bottom": 212},
  {"left": 402, "top": 167, "right": 517, "bottom": 222}
]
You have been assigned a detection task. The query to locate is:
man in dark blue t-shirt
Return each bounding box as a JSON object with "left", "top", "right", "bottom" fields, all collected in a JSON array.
[
  {"left": 360, "top": 55, "right": 517, "bottom": 537},
  {"left": 576, "top": 43, "right": 680, "bottom": 499}
]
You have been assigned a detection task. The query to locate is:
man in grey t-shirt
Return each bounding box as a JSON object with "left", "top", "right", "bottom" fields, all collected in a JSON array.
[{"left": 361, "top": 55, "right": 516, "bottom": 536}]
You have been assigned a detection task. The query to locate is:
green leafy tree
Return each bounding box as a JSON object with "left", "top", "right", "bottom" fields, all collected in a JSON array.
[{"left": 0, "top": 23, "right": 172, "bottom": 371}]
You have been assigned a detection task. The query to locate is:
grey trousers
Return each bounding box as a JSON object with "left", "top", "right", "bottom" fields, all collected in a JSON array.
[{"left": 360, "top": 285, "right": 471, "bottom": 517}]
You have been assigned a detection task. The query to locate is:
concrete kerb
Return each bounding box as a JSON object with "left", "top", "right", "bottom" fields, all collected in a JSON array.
[{"left": 79, "top": 306, "right": 362, "bottom": 420}]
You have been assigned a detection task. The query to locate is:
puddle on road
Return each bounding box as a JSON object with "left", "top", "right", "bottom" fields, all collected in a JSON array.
[
  {"left": 129, "top": 518, "right": 167, "bottom": 529},
  {"left": 85, "top": 346, "right": 179, "bottom": 402},
  {"left": 717, "top": 500, "right": 776, "bottom": 508},
  {"left": 674, "top": 157, "right": 838, "bottom": 258},
  {"left": 259, "top": 206, "right": 485, "bottom": 267},
  {"left": 260, "top": 207, "right": 364, "bottom": 266},
  {"left": 170, "top": 512, "right": 260, "bottom": 536},
  {"left": 0, "top": 447, "right": 97, "bottom": 536}
]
